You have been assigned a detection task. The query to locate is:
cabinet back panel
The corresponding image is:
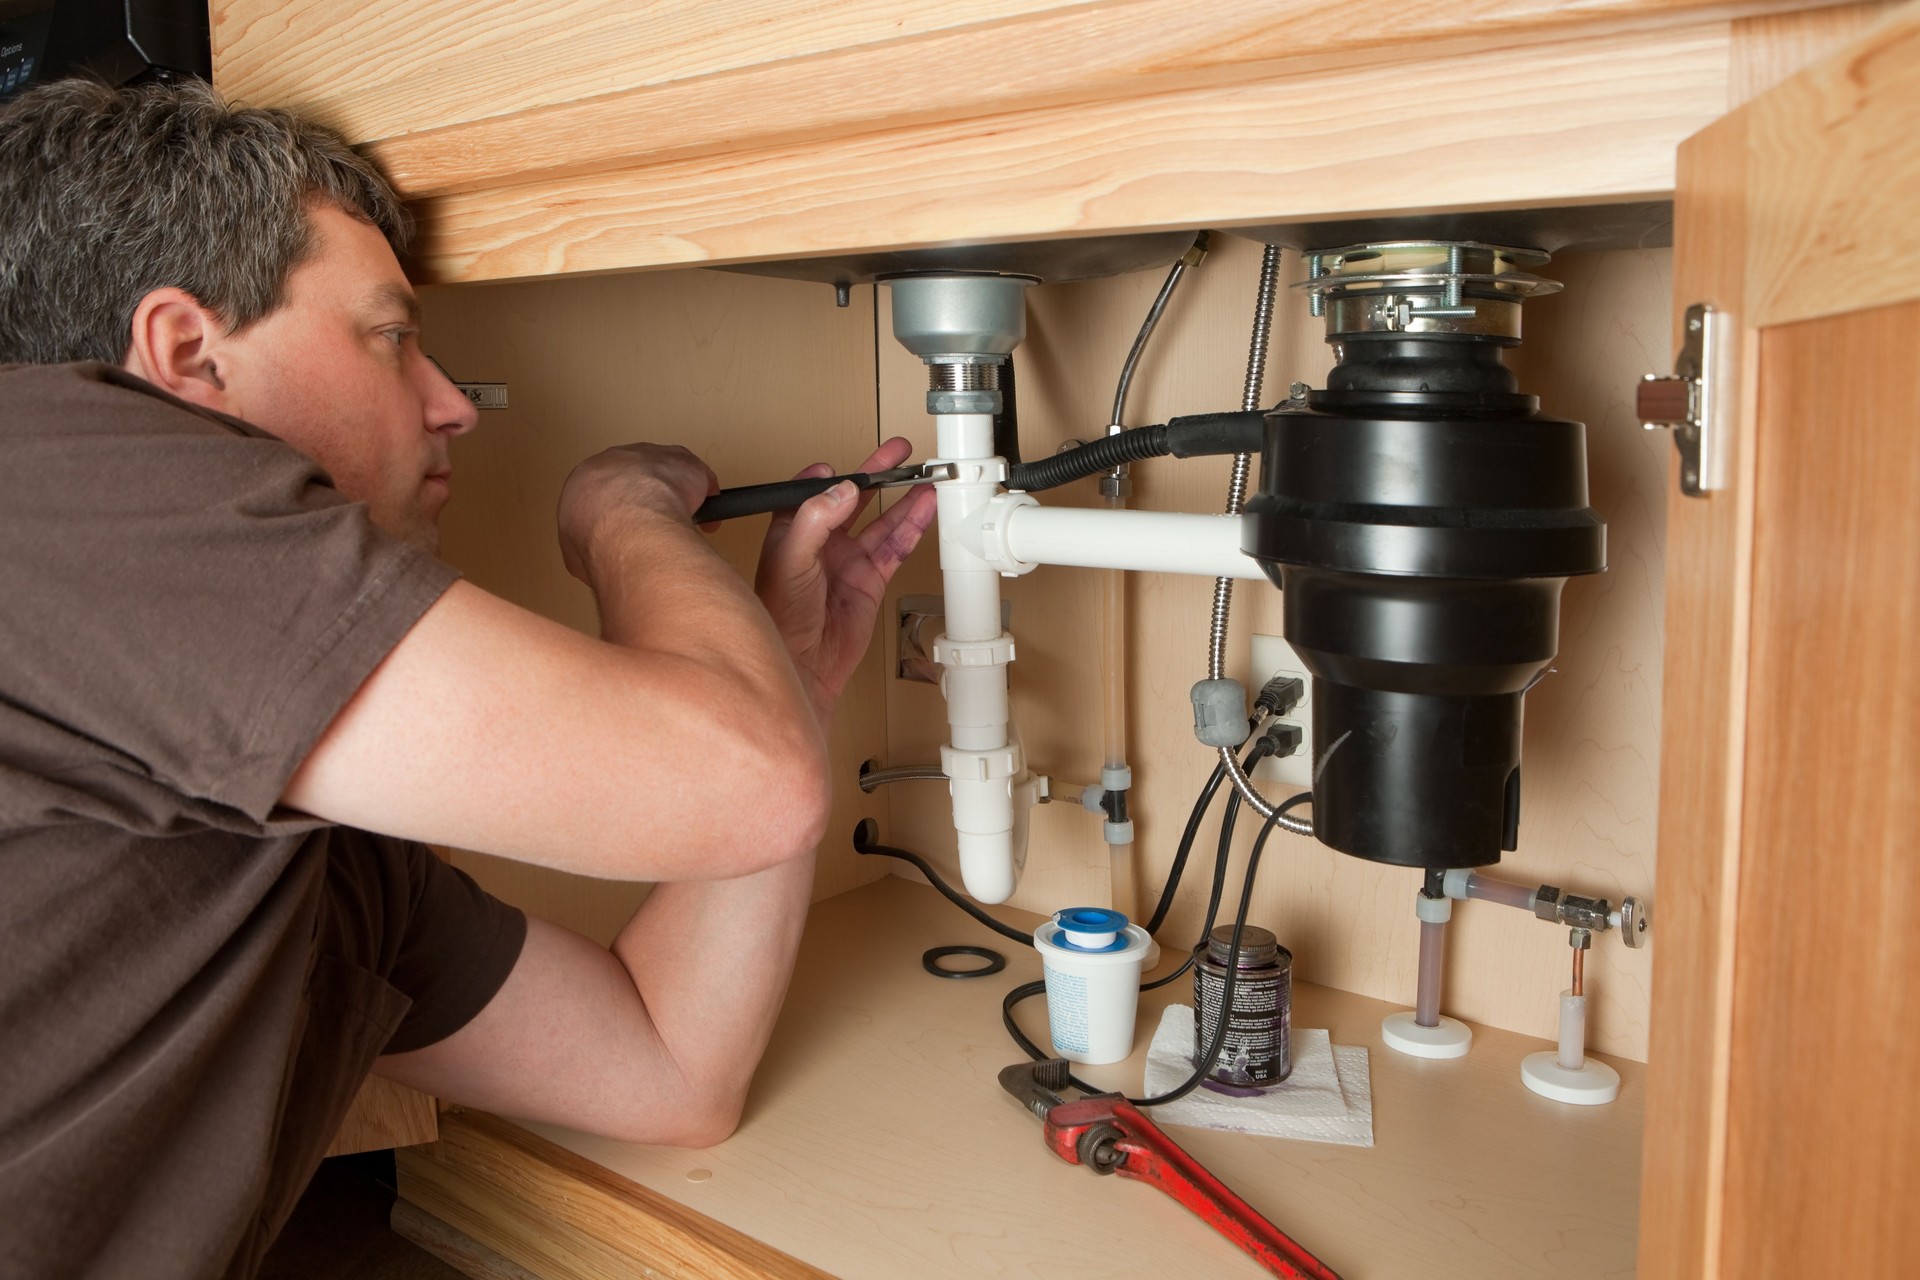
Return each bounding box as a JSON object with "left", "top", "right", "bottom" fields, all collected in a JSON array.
[
  {"left": 416, "top": 266, "right": 890, "bottom": 943},
  {"left": 412, "top": 236, "right": 1664, "bottom": 1059},
  {"left": 878, "top": 236, "right": 1667, "bottom": 1060}
]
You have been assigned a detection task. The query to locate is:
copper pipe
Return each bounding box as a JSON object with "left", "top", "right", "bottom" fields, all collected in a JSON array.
[{"left": 1572, "top": 944, "right": 1585, "bottom": 997}]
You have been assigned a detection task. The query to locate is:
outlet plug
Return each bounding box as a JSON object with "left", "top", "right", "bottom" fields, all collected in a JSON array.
[{"left": 1250, "top": 633, "right": 1312, "bottom": 789}]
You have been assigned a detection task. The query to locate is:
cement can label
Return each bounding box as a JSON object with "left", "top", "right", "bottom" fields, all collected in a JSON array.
[{"left": 1193, "top": 946, "right": 1292, "bottom": 1087}]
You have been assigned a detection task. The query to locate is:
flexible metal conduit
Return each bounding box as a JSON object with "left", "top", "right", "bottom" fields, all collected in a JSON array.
[
  {"left": 1211, "top": 246, "right": 1312, "bottom": 836},
  {"left": 1111, "top": 240, "right": 1200, "bottom": 429},
  {"left": 857, "top": 764, "right": 949, "bottom": 791}
]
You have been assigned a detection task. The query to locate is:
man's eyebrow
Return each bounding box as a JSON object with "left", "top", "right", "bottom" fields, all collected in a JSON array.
[{"left": 363, "top": 282, "right": 422, "bottom": 325}]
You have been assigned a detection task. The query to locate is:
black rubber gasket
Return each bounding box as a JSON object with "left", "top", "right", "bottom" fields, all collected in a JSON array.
[{"left": 922, "top": 945, "right": 1007, "bottom": 980}]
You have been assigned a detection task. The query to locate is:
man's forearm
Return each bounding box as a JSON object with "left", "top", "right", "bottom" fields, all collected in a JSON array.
[
  {"left": 609, "top": 848, "right": 817, "bottom": 1129},
  {"left": 589, "top": 508, "right": 813, "bottom": 723}
]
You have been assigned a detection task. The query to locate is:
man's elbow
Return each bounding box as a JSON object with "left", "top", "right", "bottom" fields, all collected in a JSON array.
[
  {"left": 730, "top": 728, "right": 833, "bottom": 873},
  {"left": 603, "top": 1085, "right": 746, "bottom": 1150},
  {"left": 674, "top": 1096, "right": 746, "bottom": 1150}
]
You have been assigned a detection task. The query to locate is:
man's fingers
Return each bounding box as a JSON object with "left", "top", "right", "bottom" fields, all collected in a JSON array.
[
  {"left": 762, "top": 440, "right": 923, "bottom": 547},
  {"left": 774, "top": 480, "right": 858, "bottom": 572},
  {"left": 837, "top": 437, "right": 918, "bottom": 524},
  {"left": 855, "top": 484, "right": 937, "bottom": 575},
  {"left": 850, "top": 436, "right": 915, "bottom": 475},
  {"left": 754, "top": 461, "right": 836, "bottom": 544}
]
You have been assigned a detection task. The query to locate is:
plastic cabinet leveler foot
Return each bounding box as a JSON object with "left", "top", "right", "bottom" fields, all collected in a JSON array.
[{"left": 998, "top": 1060, "right": 1343, "bottom": 1280}]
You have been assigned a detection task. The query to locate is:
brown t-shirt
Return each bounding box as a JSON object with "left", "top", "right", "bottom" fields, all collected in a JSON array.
[{"left": 0, "top": 364, "right": 528, "bottom": 1279}]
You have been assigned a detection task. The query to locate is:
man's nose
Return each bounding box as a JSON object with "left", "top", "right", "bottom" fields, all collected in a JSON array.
[{"left": 422, "top": 355, "right": 480, "bottom": 436}]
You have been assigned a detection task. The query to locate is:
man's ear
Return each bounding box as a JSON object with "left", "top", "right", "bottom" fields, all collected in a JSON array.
[{"left": 122, "top": 288, "right": 234, "bottom": 411}]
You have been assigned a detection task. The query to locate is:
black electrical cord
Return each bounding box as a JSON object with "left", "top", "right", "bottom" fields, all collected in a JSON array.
[
  {"left": 1133, "top": 745, "right": 1260, "bottom": 999},
  {"left": 1199, "top": 747, "right": 1259, "bottom": 943},
  {"left": 1135, "top": 739, "right": 1271, "bottom": 998},
  {"left": 1131, "top": 796, "right": 1304, "bottom": 1108},
  {"left": 1001, "top": 791, "right": 1311, "bottom": 1106},
  {"left": 1141, "top": 675, "right": 1297, "bottom": 938},
  {"left": 851, "top": 819, "right": 1035, "bottom": 948},
  {"left": 857, "top": 722, "right": 1267, "bottom": 953},
  {"left": 1142, "top": 759, "right": 1226, "bottom": 936},
  {"left": 1137, "top": 954, "right": 1195, "bottom": 993},
  {"left": 1146, "top": 735, "right": 1272, "bottom": 939},
  {"left": 854, "top": 779, "right": 1313, "bottom": 1109}
]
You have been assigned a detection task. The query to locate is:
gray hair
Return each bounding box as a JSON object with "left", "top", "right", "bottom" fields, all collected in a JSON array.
[{"left": 0, "top": 78, "right": 411, "bottom": 365}]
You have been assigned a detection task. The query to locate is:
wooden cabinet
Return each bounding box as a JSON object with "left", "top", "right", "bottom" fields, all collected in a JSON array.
[
  {"left": 216, "top": 0, "right": 1833, "bottom": 284},
  {"left": 210, "top": 1, "right": 1918, "bottom": 1275},
  {"left": 1640, "top": 11, "right": 1920, "bottom": 1275}
]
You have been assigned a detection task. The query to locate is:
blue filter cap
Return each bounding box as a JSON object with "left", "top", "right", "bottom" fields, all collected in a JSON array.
[{"left": 1052, "top": 907, "right": 1131, "bottom": 952}]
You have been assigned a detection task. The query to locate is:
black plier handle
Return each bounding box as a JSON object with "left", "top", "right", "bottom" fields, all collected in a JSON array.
[{"left": 694, "top": 463, "right": 953, "bottom": 524}]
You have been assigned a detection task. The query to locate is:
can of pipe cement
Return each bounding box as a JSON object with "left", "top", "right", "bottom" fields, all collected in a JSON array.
[{"left": 1193, "top": 925, "right": 1292, "bottom": 1089}]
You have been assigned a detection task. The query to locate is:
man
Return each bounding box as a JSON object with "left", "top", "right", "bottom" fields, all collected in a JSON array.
[{"left": 0, "top": 78, "right": 937, "bottom": 1278}]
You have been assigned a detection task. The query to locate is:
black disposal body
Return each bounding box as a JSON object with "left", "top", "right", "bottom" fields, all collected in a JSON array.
[{"left": 1243, "top": 333, "right": 1606, "bottom": 869}]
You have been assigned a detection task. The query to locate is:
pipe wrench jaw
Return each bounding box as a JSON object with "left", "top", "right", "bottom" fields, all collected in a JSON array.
[
  {"left": 996, "top": 1058, "right": 1071, "bottom": 1125},
  {"left": 998, "top": 1060, "right": 1345, "bottom": 1280}
]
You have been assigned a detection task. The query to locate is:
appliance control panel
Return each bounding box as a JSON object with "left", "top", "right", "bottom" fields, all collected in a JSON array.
[{"left": 1, "top": 6, "right": 51, "bottom": 101}]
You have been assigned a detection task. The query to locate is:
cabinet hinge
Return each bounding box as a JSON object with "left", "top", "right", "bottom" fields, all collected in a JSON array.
[{"left": 1637, "top": 302, "right": 1727, "bottom": 498}]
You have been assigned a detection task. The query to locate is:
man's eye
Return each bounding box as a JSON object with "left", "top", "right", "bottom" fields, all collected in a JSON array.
[{"left": 384, "top": 327, "right": 418, "bottom": 348}]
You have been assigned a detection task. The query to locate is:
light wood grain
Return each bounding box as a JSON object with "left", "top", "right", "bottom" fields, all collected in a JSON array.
[
  {"left": 1733, "top": 0, "right": 1892, "bottom": 99},
  {"left": 878, "top": 233, "right": 1667, "bottom": 1061},
  {"left": 1718, "top": 301, "right": 1920, "bottom": 1280},
  {"left": 414, "top": 266, "right": 892, "bottom": 933},
  {"left": 324, "top": 1073, "right": 440, "bottom": 1158},
  {"left": 1639, "top": 7, "right": 1920, "bottom": 1276},
  {"left": 1636, "top": 104, "right": 1760, "bottom": 1280},
  {"left": 401, "top": 1109, "right": 832, "bottom": 1280},
  {"left": 404, "top": 22, "right": 1733, "bottom": 284},
  {"left": 212, "top": 1, "right": 1813, "bottom": 182},
  {"left": 212, "top": 0, "right": 1072, "bottom": 144},
  {"left": 392, "top": 1199, "right": 543, "bottom": 1280},
  {"left": 356, "top": 0, "right": 1814, "bottom": 201},
  {"left": 413, "top": 876, "right": 1641, "bottom": 1280},
  {"left": 1742, "top": 2, "right": 1920, "bottom": 326}
]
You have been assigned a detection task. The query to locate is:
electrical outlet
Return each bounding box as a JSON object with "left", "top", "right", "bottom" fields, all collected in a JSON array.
[{"left": 1249, "top": 633, "right": 1312, "bottom": 789}]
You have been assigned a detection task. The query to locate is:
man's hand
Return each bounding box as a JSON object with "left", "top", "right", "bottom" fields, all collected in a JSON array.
[
  {"left": 557, "top": 443, "right": 719, "bottom": 586},
  {"left": 753, "top": 437, "right": 938, "bottom": 722}
]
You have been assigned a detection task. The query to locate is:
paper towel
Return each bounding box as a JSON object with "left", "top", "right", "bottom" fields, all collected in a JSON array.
[{"left": 1141, "top": 1004, "right": 1373, "bottom": 1147}]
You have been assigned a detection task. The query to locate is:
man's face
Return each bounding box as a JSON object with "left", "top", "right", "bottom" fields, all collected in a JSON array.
[{"left": 210, "top": 204, "right": 478, "bottom": 550}]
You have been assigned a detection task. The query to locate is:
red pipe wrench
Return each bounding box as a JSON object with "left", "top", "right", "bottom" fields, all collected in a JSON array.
[{"left": 999, "top": 1059, "right": 1343, "bottom": 1280}]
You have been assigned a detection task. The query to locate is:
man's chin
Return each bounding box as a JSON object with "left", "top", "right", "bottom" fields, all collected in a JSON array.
[
  {"left": 370, "top": 507, "right": 442, "bottom": 555},
  {"left": 403, "top": 522, "right": 442, "bottom": 555}
]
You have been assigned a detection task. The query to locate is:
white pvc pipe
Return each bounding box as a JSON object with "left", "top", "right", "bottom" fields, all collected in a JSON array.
[
  {"left": 932, "top": 413, "right": 1020, "bottom": 904},
  {"left": 991, "top": 505, "right": 1265, "bottom": 580}
]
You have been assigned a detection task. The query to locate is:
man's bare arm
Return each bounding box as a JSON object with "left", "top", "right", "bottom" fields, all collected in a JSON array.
[
  {"left": 283, "top": 445, "right": 833, "bottom": 880},
  {"left": 372, "top": 441, "right": 937, "bottom": 1146}
]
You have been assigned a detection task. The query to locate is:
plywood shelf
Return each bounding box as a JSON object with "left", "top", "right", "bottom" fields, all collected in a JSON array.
[{"left": 401, "top": 875, "right": 1641, "bottom": 1280}]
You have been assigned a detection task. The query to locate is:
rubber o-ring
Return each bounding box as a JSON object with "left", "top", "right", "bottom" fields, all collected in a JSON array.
[{"left": 922, "top": 945, "right": 1007, "bottom": 979}]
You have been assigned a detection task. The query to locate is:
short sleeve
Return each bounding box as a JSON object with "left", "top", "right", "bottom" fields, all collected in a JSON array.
[
  {"left": 0, "top": 363, "right": 460, "bottom": 823},
  {"left": 319, "top": 830, "right": 529, "bottom": 1055}
]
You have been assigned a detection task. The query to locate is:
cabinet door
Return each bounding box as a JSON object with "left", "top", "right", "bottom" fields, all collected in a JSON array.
[{"left": 1641, "top": 5, "right": 1920, "bottom": 1277}]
